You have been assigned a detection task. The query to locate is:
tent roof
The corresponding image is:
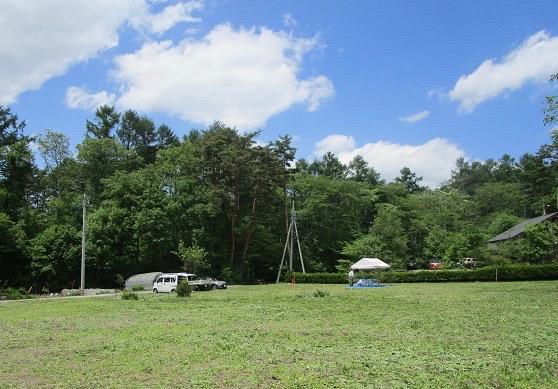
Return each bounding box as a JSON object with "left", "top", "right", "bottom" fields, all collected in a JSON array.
[{"left": 350, "top": 257, "right": 390, "bottom": 270}]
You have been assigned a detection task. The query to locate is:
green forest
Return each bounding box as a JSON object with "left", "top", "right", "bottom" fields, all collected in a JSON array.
[{"left": 2, "top": 75, "right": 558, "bottom": 291}]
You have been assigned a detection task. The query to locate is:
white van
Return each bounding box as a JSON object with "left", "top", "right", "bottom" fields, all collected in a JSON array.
[{"left": 152, "top": 273, "right": 196, "bottom": 293}]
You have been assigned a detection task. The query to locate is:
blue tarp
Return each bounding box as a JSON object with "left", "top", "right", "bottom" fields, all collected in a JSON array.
[{"left": 346, "top": 278, "right": 387, "bottom": 288}]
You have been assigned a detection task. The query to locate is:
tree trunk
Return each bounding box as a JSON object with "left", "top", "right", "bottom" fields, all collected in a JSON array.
[{"left": 241, "top": 194, "right": 258, "bottom": 276}]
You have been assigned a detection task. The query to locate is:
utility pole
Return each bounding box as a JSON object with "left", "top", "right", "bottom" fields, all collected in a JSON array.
[
  {"left": 276, "top": 202, "right": 305, "bottom": 283},
  {"left": 80, "top": 194, "right": 89, "bottom": 295}
]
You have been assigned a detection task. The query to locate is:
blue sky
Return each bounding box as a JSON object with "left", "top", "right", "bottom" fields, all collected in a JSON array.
[{"left": 2, "top": 0, "right": 558, "bottom": 187}]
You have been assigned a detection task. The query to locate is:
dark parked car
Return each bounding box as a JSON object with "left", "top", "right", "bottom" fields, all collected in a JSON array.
[
  {"left": 190, "top": 276, "right": 227, "bottom": 291},
  {"left": 406, "top": 259, "right": 418, "bottom": 270},
  {"left": 429, "top": 258, "right": 442, "bottom": 270}
]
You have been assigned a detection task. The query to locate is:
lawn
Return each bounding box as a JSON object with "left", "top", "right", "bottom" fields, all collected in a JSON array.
[{"left": 1, "top": 281, "right": 557, "bottom": 388}]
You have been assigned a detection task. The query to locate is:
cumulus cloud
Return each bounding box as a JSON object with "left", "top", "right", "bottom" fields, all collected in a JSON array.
[
  {"left": 314, "top": 135, "right": 357, "bottom": 156},
  {"left": 1, "top": 1, "right": 332, "bottom": 128},
  {"left": 0, "top": 0, "right": 202, "bottom": 105},
  {"left": 313, "top": 135, "right": 465, "bottom": 188},
  {"left": 112, "top": 24, "right": 334, "bottom": 129},
  {"left": 0, "top": 0, "right": 137, "bottom": 104},
  {"left": 449, "top": 30, "right": 558, "bottom": 113},
  {"left": 398, "top": 110, "right": 430, "bottom": 123},
  {"left": 65, "top": 86, "right": 117, "bottom": 110}
]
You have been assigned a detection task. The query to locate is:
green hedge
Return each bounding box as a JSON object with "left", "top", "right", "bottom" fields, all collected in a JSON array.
[{"left": 289, "top": 264, "right": 558, "bottom": 284}]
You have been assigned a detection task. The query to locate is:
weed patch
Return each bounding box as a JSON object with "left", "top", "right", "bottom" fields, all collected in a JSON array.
[
  {"left": 121, "top": 291, "right": 138, "bottom": 300},
  {"left": 313, "top": 289, "right": 330, "bottom": 297},
  {"left": 0, "top": 287, "right": 33, "bottom": 300}
]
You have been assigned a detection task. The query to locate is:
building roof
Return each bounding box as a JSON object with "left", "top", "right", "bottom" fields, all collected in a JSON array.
[{"left": 487, "top": 212, "right": 558, "bottom": 243}]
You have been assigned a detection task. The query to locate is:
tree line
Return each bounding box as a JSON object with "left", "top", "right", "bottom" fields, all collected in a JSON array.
[{"left": 1, "top": 75, "right": 558, "bottom": 291}]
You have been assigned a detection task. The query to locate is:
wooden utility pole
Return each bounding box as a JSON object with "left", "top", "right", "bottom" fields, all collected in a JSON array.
[
  {"left": 80, "top": 194, "right": 89, "bottom": 295},
  {"left": 276, "top": 202, "right": 305, "bottom": 283}
]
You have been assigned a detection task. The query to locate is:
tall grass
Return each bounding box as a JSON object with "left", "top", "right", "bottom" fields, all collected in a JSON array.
[{"left": 0, "top": 282, "right": 557, "bottom": 388}]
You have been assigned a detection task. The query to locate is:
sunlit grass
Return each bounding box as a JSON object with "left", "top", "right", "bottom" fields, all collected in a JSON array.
[{"left": 1, "top": 282, "right": 557, "bottom": 388}]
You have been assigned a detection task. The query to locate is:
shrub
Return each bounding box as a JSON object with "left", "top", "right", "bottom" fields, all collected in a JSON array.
[
  {"left": 176, "top": 280, "right": 192, "bottom": 297},
  {"left": 115, "top": 274, "right": 125, "bottom": 289},
  {"left": 131, "top": 285, "right": 144, "bottom": 291},
  {"left": 0, "top": 287, "right": 33, "bottom": 300},
  {"left": 121, "top": 291, "right": 138, "bottom": 300}
]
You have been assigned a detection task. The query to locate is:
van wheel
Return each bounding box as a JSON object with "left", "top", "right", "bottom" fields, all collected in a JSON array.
[
  {"left": 153, "top": 289, "right": 158, "bottom": 293},
  {"left": 171, "top": 289, "right": 176, "bottom": 293}
]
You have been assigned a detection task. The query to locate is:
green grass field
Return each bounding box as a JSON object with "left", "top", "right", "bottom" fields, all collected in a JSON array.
[{"left": 1, "top": 282, "right": 557, "bottom": 388}]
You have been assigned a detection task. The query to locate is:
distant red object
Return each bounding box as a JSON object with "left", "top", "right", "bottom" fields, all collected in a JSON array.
[{"left": 429, "top": 258, "right": 441, "bottom": 270}]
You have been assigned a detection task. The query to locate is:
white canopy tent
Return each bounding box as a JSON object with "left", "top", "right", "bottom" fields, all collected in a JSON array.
[
  {"left": 350, "top": 258, "right": 391, "bottom": 287},
  {"left": 350, "top": 257, "right": 390, "bottom": 270}
]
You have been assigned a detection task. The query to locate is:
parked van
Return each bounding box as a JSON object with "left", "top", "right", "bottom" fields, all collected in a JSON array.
[{"left": 152, "top": 273, "right": 196, "bottom": 293}]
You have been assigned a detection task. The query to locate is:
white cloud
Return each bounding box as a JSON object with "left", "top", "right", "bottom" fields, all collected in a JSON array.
[
  {"left": 112, "top": 24, "right": 334, "bottom": 129},
  {"left": 314, "top": 135, "right": 357, "bottom": 156},
  {"left": 292, "top": 135, "right": 302, "bottom": 143},
  {"left": 428, "top": 88, "right": 444, "bottom": 99},
  {"left": 65, "top": 86, "right": 116, "bottom": 110},
  {"left": 131, "top": 1, "right": 203, "bottom": 34},
  {"left": 1, "top": 1, "right": 331, "bottom": 129},
  {"left": 399, "top": 110, "right": 430, "bottom": 123},
  {"left": 283, "top": 13, "right": 298, "bottom": 27},
  {"left": 0, "top": 0, "right": 203, "bottom": 105},
  {"left": 0, "top": 0, "right": 142, "bottom": 105},
  {"left": 449, "top": 30, "right": 558, "bottom": 113},
  {"left": 313, "top": 136, "right": 465, "bottom": 188}
]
